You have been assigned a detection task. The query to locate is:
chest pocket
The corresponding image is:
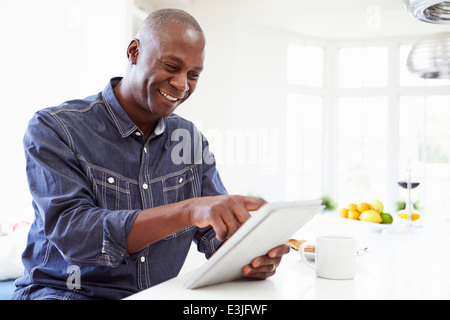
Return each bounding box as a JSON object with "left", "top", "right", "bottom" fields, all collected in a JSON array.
[
  {"left": 88, "top": 167, "right": 139, "bottom": 210},
  {"left": 161, "top": 165, "right": 201, "bottom": 206}
]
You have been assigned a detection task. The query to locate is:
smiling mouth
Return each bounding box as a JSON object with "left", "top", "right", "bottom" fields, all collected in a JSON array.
[{"left": 158, "top": 89, "right": 179, "bottom": 102}]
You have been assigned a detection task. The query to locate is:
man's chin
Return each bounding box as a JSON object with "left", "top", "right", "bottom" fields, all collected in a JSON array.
[{"left": 149, "top": 105, "right": 179, "bottom": 119}]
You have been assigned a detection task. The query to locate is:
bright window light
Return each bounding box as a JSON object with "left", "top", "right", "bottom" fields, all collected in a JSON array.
[
  {"left": 337, "top": 96, "right": 388, "bottom": 204},
  {"left": 287, "top": 43, "right": 324, "bottom": 87},
  {"left": 399, "top": 96, "right": 450, "bottom": 218},
  {"left": 286, "top": 93, "right": 323, "bottom": 200},
  {"left": 339, "top": 46, "right": 388, "bottom": 88}
]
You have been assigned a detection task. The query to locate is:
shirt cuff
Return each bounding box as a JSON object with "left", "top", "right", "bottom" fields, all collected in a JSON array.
[{"left": 98, "top": 209, "right": 141, "bottom": 267}]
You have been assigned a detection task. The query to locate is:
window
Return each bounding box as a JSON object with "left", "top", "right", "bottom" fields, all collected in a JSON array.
[
  {"left": 338, "top": 46, "right": 388, "bottom": 88},
  {"left": 338, "top": 97, "right": 388, "bottom": 204},
  {"left": 334, "top": 43, "right": 450, "bottom": 218},
  {"left": 286, "top": 93, "right": 323, "bottom": 200},
  {"left": 336, "top": 45, "right": 390, "bottom": 205},
  {"left": 286, "top": 40, "right": 450, "bottom": 218},
  {"left": 399, "top": 96, "right": 450, "bottom": 219},
  {"left": 287, "top": 43, "right": 324, "bottom": 87},
  {"left": 286, "top": 42, "right": 324, "bottom": 200}
]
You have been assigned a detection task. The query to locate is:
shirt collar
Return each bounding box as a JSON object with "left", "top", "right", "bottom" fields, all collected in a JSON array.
[
  {"left": 102, "top": 77, "right": 166, "bottom": 138},
  {"left": 154, "top": 117, "right": 165, "bottom": 136}
]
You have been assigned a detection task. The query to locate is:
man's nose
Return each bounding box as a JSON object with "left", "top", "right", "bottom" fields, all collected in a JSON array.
[{"left": 169, "top": 74, "right": 189, "bottom": 93}]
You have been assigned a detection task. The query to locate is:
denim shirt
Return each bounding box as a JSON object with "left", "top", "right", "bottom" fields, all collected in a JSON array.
[{"left": 12, "top": 78, "right": 226, "bottom": 300}]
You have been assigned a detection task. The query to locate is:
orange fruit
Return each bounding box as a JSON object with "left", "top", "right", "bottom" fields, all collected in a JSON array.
[
  {"left": 348, "top": 203, "right": 359, "bottom": 212},
  {"left": 339, "top": 208, "right": 349, "bottom": 218},
  {"left": 358, "top": 202, "right": 371, "bottom": 213},
  {"left": 348, "top": 210, "right": 360, "bottom": 220}
]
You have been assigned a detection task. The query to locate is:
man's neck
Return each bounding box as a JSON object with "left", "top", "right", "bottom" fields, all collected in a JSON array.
[{"left": 113, "top": 79, "right": 158, "bottom": 141}]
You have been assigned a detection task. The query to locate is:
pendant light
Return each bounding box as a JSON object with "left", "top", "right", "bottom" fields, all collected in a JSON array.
[
  {"left": 404, "top": 0, "right": 450, "bottom": 24},
  {"left": 407, "top": 32, "right": 450, "bottom": 79}
]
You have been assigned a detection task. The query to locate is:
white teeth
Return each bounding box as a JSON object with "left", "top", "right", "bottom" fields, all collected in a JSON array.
[{"left": 159, "top": 90, "right": 178, "bottom": 102}]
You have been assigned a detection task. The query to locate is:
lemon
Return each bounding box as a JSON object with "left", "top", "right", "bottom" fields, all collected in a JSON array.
[
  {"left": 380, "top": 213, "right": 393, "bottom": 224},
  {"left": 359, "top": 210, "right": 382, "bottom": 223},
  {"left": 398, "top": 213, "right": 421, "bottom": 221}
]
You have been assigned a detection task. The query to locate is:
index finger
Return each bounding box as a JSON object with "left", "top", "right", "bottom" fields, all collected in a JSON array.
[
  {"left": 239, "top": 196, "right": 267, "bottom": 212},
  {"left": 232, "top": 196, "right": 267, "bottom": 225}
]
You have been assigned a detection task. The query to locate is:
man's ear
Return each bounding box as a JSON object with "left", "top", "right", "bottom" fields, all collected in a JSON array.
[{"left": 127, "top": 38, "right": 140, "bottom": 64}]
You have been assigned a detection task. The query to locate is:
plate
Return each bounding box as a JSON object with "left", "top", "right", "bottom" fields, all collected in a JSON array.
[
  {"left": 299, "top": 243, "right": 316, "bottom": 261},
  {"left": 298, "top": 246, "right": 369, "bottom": 262},
  {"left": 335, "top": 215, "right": 396, "bottom": 232},
  {"left": 302, "top": 250, "right": 315, "bottom": 261}
]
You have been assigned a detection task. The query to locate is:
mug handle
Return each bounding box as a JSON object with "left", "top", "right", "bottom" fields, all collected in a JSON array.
[{"left": 299, "top": 241, "right": 317, "bottom": 270}]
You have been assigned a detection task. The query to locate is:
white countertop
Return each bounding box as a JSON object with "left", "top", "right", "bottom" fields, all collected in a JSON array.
[{"left": 125, "top": 212, "right": 450, "bottom": 300}]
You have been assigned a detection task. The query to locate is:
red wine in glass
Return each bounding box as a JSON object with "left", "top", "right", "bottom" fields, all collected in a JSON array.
[{"left": 398, "top": 181, "right": 420, "bottom": 189}]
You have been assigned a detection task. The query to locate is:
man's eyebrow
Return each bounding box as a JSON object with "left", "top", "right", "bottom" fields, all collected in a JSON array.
[{"left": 161, "top": 55, "right": 203, "bottom": 71}]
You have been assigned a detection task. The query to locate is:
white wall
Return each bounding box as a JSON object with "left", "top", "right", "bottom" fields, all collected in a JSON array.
[
  {"left": 0, "top": 0, "right": 129, "bottom": 224},
  {"left": 180, "top": 3, "right": 293, "bottom": 201}
]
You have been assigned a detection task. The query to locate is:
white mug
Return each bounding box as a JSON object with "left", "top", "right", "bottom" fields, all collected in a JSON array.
[{"left": 299, "top": 235, "right": 356, "bottom": 280}]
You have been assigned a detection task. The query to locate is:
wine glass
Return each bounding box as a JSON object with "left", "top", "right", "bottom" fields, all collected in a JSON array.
[{"left": 397, "top": 167, "right": 421, "bottom": 226}]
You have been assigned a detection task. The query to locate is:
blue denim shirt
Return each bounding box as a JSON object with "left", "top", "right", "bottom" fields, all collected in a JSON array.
[{"left": 12, "top": 78, "right": 226, "bottom": 300}]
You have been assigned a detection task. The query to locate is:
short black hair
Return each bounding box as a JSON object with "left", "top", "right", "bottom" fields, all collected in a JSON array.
[{"left": 136, "top": 8, "right": 203, "bottom": 39}]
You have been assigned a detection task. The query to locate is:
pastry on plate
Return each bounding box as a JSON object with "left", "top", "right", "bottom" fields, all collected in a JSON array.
[{"left": 287, "top": 239, "right": 306, "bottom": 251}]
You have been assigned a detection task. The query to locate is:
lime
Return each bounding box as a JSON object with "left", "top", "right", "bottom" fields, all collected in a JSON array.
[{"left": 380, "top": 213, "right": 393, "bottom": 224}]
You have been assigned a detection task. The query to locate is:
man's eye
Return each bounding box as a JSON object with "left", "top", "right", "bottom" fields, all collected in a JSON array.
[
  {"left": 188, "top": 72, "right": 200, "bottom": 80},
  {"left": 164, "top": 63, "right": 177, "bottom": 70}
]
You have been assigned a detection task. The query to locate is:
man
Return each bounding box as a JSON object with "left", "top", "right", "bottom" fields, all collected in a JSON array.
[{"left": 13, "top": 8, "right": 289, "bottom": 300}]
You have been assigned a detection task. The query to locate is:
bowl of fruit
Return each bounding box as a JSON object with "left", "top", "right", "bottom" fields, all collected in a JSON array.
[{"left": 339, "top": 200, "right": 394, "bottom": 226}]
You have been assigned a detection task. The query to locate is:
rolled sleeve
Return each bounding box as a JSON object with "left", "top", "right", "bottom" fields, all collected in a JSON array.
[
  {"left": 194, "top": 226, "right": 223, "bottom": 259},
  {"left": 99, "top": 210, "right": 141, "bottom": 267}
]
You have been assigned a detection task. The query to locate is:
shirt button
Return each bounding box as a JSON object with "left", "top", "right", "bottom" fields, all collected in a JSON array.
[
  {"left": 135, "top": 131, "right": 142, "bottom": 137},
  {"left": 142, "top": 183, "right": 148, "bottom": 190},
  {"left": 140, "top": 256, "right": 145, "bottom": 263},
  {"left": 179, "top": 177, "right": 183, "bottom": 183},
  {"left": 107, "top": 177, "right": 115, "bottom": 184},
  {"left": 144, "top": 147, "right": 147, "bottom": 153}
]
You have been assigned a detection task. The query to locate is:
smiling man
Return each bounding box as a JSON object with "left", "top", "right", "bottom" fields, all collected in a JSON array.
[
  {"left": 114, "top": 11, "right": 205, "bottom": 140},
  {"left": 12, "top": 9, "right": 289, "bottom": 300}
]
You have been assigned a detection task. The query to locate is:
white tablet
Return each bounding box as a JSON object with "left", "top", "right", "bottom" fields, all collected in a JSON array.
[{"left": 184, "top": 200, "right": 324, "bottom": 289}]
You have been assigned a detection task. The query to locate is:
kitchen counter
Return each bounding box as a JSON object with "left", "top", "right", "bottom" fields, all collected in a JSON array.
[{"left": 125, "top": 212, "right": 450, "bottom": 300}]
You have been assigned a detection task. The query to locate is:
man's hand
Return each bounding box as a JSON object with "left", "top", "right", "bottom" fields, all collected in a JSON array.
[
  {"left": 241, "top": 244, "right": 290, "bottom": 279},
  {"left": 128, "top": 194, "right": 266, "bottom": 254},
  {"left": 187, "top": 195, "right": 267, "bottom": 241},
  {"left": 187, "top": 195, "right": 290, "bottom": 280}
]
